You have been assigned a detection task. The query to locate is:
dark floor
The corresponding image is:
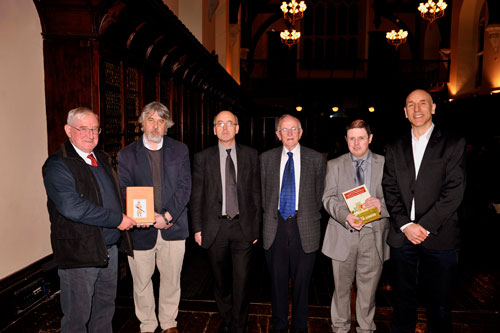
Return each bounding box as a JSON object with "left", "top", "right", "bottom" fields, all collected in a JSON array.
[{"left": 3, "top": 204, "right": 500, "bottom": 332}]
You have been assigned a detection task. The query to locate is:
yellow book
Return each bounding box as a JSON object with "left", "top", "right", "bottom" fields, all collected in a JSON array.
[{"left": 342, "top": 185, "right": 382, "bottom": 225}]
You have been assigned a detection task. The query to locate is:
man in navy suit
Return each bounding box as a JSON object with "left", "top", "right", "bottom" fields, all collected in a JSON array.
[
  {"left": 118, "top": 102, "right": 191, "bottom": 333},
  {"left": 382, "top": 89, "right": 466, "bottom": 333},
  {"left": 260, "top": 114, "right": 326, "bottom": 333}
]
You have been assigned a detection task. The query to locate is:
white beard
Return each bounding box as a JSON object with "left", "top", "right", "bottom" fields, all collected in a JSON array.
[{"left": 146, "top": 132, "right": 162, "bottom": 143}]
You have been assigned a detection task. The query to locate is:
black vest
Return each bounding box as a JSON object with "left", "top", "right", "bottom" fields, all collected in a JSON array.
[{"left": 45, "top": 140, "right": 131, "bottom": 269}]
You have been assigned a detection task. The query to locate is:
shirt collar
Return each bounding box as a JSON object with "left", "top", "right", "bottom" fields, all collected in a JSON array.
[
  {"left": 219, "top": 142, "right": 236, "bottom": 153},
  {"left": 282, "top": 143, "right": 300, "bottom": 155},
  {"left": 411, "top": 123, "right": 434, "bottom": 142},
  {"left": 71, "top": 142, "right": 95, "bottom": 161},
  {"left": 142, "top": 135, "right": 163, "bottom": 150},
  {"left": 350, "top": 150, "right": 371, "bottom": 163}
]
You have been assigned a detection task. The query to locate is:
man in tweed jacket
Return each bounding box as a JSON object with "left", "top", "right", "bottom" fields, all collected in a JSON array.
[{"left": 260, "top": 114, "right": 326, "bottom": 333}]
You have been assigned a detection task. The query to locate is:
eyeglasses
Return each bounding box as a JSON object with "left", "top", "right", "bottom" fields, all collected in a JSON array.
[
  {"left": 215, "top": 121, "right": 237, "bottom": 128},
  {"left": 69, "top": 125, "right": 101, "bottom": 136},
  {"left": 278, "top": 127, "right": 301, "bottom": 133}
]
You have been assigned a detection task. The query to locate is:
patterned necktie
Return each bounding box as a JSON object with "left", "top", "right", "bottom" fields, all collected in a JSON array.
[
  {"left": 280, "top": 152, "right": 296, "bottom": 219},
  {"left": 225, "top": 149, "right": 238, "bottom": 218},
  {"left": 88, "top": 154, "right": 98, "bottom": 167},
  {"left": 355, "top": 159, "right": 364, "bottom": 186}
]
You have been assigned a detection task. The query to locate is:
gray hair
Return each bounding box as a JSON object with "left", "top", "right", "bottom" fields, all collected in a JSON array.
[
  {"left": 276, "top": 114, "right": 302, "bottom": 130},
  {"left": 139, "top": 102, "right": 174, "bottom": 130},
  {"left": 67, "top": 107, "right": 98, "bottom": 125}
]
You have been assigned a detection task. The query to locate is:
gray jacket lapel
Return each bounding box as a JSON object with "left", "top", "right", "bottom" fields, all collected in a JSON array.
[{"left": 370, "top": 152, "right": 381, "bottom": 196}]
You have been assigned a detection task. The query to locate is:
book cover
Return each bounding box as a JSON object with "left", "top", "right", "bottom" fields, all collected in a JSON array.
[
  {"left": 342, "top": 184, "right": 382, "bottom": 225},
  {"left": 126, "top": 186, "right": 155, "bottom": 225}
]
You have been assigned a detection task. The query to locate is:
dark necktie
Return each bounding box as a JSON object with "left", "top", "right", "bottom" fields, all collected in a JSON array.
[
  {"left": 88, "top": 154, "right": 98, "bottom": 167},
  {"left": 280, "top": 152, "right": 296, "bottom": 219},
  {"left": 355, "top": 159, "right": 364, "bottom": 186},
  {"left": 225, "top": 149, "right": 238, "bottom": 218}
]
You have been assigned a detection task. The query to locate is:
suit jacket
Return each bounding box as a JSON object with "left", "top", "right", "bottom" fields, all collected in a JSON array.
[
  {"left": 321, "top": 152, "right": 390, "bottom": 263},
  {"left": 190, "top": 143, "right": 261, "bottom": 249},
  {"left": 117, "top": 135, "right": 191, "bottom": 250},
  {"left": 260, "top": 145, "right": 326, "bottom": 253},
  {"left": 382, "top": 126, "right": 466, "bottom": 250}
]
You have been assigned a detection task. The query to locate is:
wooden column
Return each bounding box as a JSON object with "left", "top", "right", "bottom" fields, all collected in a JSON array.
[{"left": 34, "top": 0, "right": 104, "bottom": 154}]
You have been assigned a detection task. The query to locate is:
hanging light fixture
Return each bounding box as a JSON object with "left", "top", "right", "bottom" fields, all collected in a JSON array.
[
  {"left": 281, "top": 1, "right": 307, "bottom": 25},
  {"left": 280, "top": 29, "right": 301, "bottom": 48},
  {"left": 418, "top": 0, "right": 447, "bottom": 23},
  {"left": 386, "top": 29, "right": 408, "bottom": 49}
]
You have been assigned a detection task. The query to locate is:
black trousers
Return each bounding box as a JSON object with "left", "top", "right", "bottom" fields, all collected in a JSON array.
[
  {"left": 391, "top": 239, "right": 459, "bottom": 333},
  {"left": 207, "top": 217, "right": 253, "bottom": 333},
  {"left": 265, "top": 214, "right": 316, "bottom": 331}
]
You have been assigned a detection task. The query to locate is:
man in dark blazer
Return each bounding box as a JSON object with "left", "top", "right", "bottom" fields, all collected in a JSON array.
[
  {"left": 260, "top": 114, "right": 326, "bottom": 333},
  {"left": 382, "top": 89, "right": 466, "bottom": 333},
  {"left": 190, "top": 110, "right": 261, "bottom": 333},
  {"left": 322, "top": 119, "right": 390, "bottom": 333},
  {"left": 118, "top": 102, "right": 191, "bottom": 333}
]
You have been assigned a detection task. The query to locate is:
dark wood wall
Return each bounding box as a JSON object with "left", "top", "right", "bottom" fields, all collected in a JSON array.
[{"left": 35, "top": 0, "right": 245, "bottom": 161}]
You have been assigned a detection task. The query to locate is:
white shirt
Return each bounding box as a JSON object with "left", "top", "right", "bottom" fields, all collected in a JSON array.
[
  {"left": 71, "top": 143, "right": 97, "bottom": 166},
  {"left": 278, "top": 144, "right": 301, "bottom": 211},
  {"left": 401, "top": 123, "right": 434, "bottom": 231}
]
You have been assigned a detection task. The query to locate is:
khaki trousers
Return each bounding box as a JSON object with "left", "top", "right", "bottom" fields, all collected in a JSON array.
[
  {"left": 128, "top": 231, "right": 185, "bottom": 332},
  {"left": 331, "top": 228, "right": 383, "bottom": 333}
]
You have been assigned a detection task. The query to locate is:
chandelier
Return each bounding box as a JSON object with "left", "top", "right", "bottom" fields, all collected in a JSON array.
[
  {"left": 281, "top": 1, "right": 307, "bottom": 24},
  {"left": 386, "top": 29, "right": 408, "bottom": 49},
  {"left": 418, "top": 0, "right": 447, "bottom": 23},
  {"left": 280, "top": 29, "right": 301, "bottom": 48}
]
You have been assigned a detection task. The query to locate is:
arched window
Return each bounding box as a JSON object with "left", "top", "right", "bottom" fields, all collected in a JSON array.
[{"left": 302, "top": 0, "right": 361, "bottom": 70}]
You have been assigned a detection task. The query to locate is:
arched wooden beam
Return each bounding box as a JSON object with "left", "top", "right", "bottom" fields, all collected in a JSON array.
[
  {"left": 146, "top": 35, "right": 165, "bottom": 59},
  {"left": 161, "top": 46, "right": 183, "bottom": 68},
  {"left": 99, "top": 2, "right": 126, "bottom": 35},
  {"left": 126, "top": 21, "right": 147, "bottom": 49}
]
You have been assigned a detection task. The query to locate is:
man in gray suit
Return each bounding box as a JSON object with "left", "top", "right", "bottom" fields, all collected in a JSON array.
[
  {"left": 260, "top": 114, "right": 326, "bottom": 333},
  {"left": 322, "top": 119, "right": 390, "bottom": 333}
]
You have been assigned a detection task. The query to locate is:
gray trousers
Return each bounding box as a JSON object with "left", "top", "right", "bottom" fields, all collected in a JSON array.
[
  {"left": 331, "top": 228, "right": 383, "bottom": 333},
  {"left": 58, "top": 245, "right": 118, "bottom": 333}
]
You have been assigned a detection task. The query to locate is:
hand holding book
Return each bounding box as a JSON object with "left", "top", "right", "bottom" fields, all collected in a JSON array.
[
  {"left": 342, "top": 185, "right": 382, "bottom": 225},
  {"left": 346, "top": 213, "right": 364, "bottom": 230},
  {"left": 364, "top": 196, "right": 381, "bottom": 213}
]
